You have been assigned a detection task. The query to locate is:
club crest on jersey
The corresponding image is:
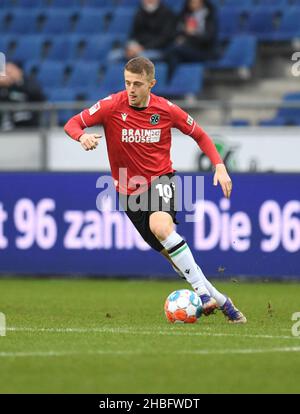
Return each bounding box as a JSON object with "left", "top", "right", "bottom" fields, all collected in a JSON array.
[{"left": 150, "top": 114, "right": 160, "bottom": 125}]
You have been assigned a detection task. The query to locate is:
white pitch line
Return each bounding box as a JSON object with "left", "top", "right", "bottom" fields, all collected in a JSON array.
[
  {"left": 179, "top": 346, "right": 300, "bottom": 355},
  {"left": 0, "top": 347, "right": 300, "bottom": 358},
  {"left": 6, "top": 326, "right": 300, "bottom": 340},
  {"left": 0, "top": 350, "right": 141, "bottom": 358}
]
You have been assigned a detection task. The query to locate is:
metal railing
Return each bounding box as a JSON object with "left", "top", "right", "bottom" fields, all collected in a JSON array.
[{"left": 1, "top": 99, "right": 300, "bottom": 125}]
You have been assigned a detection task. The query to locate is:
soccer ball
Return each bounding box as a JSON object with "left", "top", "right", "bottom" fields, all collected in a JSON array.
[{"left": 164, "top": 289, "right": 203, "bottom": 323}]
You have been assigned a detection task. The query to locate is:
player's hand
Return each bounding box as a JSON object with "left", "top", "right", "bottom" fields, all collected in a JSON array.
[
  {"left": 79, "top": 133, "right": 101, "bottom": 151},
  {"left": 213, "top": 163, "right": 232, "bottom": 199}
]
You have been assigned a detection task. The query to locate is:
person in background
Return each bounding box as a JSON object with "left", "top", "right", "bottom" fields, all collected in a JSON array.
[
  {"left": 0, "top": 62, "right": 44, "bottom": 131},
  {"left": 109, "top": 0, "right": 176, "bottom": 62},
  {"left": 165, "top": 0, "right": 217, "bottom": 78}
]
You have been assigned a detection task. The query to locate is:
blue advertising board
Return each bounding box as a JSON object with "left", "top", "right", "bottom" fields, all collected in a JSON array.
[{"left": 0, "top": 172, "right": 299, "bottom": 278}]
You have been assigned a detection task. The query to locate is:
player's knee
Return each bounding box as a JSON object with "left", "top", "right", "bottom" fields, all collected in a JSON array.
[{"left": 150, "top": 220, "right": 173, "bottom": 241}]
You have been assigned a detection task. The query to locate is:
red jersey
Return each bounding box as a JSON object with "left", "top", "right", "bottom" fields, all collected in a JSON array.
[{"left": 64, "top": 90, "right": 223, "bottom": 194}]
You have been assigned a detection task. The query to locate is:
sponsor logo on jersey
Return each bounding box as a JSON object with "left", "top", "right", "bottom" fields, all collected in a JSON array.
[
  {"left": 187, "top": 115, "right": 194, "bottom": 126},
  {"left": 89, "top": 102, "right": 101, "bottom": 115},
  {"left": 121, "top": 113, "right": 128, "bottom": 122},
  {"left": 122, "top": 129, "right": 161, "bottom": 143},
  {"left": 150, "top": 114, "right": 160, "bottom": 125}
]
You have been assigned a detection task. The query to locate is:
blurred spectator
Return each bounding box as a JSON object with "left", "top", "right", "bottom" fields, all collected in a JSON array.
[
  {"left": 165, "top": 0, "right": 217, "bottom": 77},
  {"left": 0, "top": 62, "right": 44, "bottom": 131},
  {"left": 109, "top": 0, "right": 176, "bottom": 62}
]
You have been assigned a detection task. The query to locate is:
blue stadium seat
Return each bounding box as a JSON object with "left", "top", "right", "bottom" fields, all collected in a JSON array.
[
  {"left": 259, "top": 92, "right": 300, "bottom": 126},
  {"left": 80, "top": 34, "right": 121, "bottom": 61},
  {"left": 85, "top": 88, "right": 111, "bottom": 102},
  {"left": 75, "top": 9, "right": 106, "bottom": 34},
  {"left": 217, "top": 7, "right": 244, "bottom": 40},
  {"left": 119, "top": 0, "right": 184, "bottom": 12},
  {"left": 46, "top": 36, "right": 73, "bottom": 60},
  {"left": 50, "top": 0, "right": 81, "bottom": 7},
  {"left": 41, "top": 9, "right": 74, "bottom": 34},
  {"left": 259, "top": 117, "right": 287, "bottom": 126},
  {"left": 156, "top": 64, "right": 203, "bottom": 97},
  {"left": 101, "top": 63, "right": 126, "bottom": 92},
  {"left": 269, "top": 7, "right": 300, "bottom": 40},
  {"left": 6, "top": 9, "right": 41, "bottom": 34},
  {"left": 84, "top": 0, "right": 113, "bottom": 7},
  {"left": 17, "top": 0, "right": 45, "bottom": 6},
  {"left": 254, "top": 0, "right": 288, "bottom": 9},
  {"left": 117, "top": 0, "right": 140, "bottom": 7},
  {"left": 230, "top": 119, "right": 250, "bottom": 126},
  {"left": 212, "top": 0, "right": 252, "bottom": 7},
  {"left": 67, "top": 61, "right": 101, "bottom": 88},
  {"left": 36, "top": 61, "right": 66, "bottom": 88},
  {"left": 47, "top": 35, "right": 89, "bottom": 61},
  {"left": 108, "top": 8, "right": 136, "bottom": 35},
  {"left": 154, "top": 63, "right": 168, "bottom": 86},
  {"left": 45, "top": 87, "right": 78, "bottom": 102},
  {"left": 0, "top": 0, "right": 14, "bottom": 6},
  {"left": 150, "top": 63, "right": 168, "bottom": 95},
  {"left": 0, "top": 9, "right": 10, "bottom": 33},
  {"left": 44, "top": 87, "right": 80, "bottom": 125},
  {"left": 8, "top": 35, "right": 46, "bottom": 62},
  {"left": 164, "top": 0, "right": 185, "bottom": 13},
  {"left": 23, "top": 59, "right": 41, "bottom": 76},
  {"left": 0, "top": 34, "right": 14, "bottom": 56},
  {"left": 206, "top": 35, "right": 257, "bottom": 69},
  {"left": 244, "top": 8, "right": 277, "bottom": 40}
]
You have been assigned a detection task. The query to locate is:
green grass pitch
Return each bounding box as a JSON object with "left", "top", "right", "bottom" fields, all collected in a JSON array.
[{"left": 0, "top": 278, "right": 300, "bottom": 394}]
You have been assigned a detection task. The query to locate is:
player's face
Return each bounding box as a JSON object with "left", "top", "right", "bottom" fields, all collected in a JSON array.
[{"left": 124, "top": 70, "right": 156, "bottom": 107}]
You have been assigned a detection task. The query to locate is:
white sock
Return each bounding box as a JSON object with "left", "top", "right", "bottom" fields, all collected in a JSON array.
[
  {"left": 197, "top": 266, "right": 227, "bottom": 307},
  {"left": 161, "top": 231, "right": 210, "bottom": 296}
]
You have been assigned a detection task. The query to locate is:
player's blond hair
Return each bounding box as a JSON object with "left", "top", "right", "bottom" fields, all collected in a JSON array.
[{"left": 124, "top": 57, "right": 155, "bottom": 81}]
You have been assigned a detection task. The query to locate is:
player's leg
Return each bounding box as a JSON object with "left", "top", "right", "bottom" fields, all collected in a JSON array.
[
  {"left": 161, "top": 245, "right": 226, "bottom": 305},
  {"left": 160, "top": 246, "right": 246, "bottom": 322},
  {"left": 149, "top": 211, "right": 218, "bottom": 315},
  {"left": 160, "top": 249, "right": 184, "bottom": 278}
]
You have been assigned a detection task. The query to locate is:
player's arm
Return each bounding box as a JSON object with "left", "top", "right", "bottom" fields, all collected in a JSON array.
[
  {"left": 170, "top": 103, "right": 232, "bottom": 199},
  {"left": 64, "top": 112, "right": 100, "bottom": 151},
  {"left": 64, "top": 98, "right": 112, "bottom": 151}
]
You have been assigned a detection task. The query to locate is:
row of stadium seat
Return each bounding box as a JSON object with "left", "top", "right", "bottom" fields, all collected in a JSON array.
[
  {"left": 1, "top": 7, "right": 300, "bottom": 41},
  {"left": 1, "top": 7, "right": 300, "bottom": 43},
  {"left": 2, "top": 0, "right": 300, "bottom": 9},
  {"left": 0, "top": 0, "right": 185, "bottom": 12},
  {"left": 1, "top": 34, "right": 257, "bottom": 70},
  {"left": 218, "top": 7, "right": 300, "bottom": 40},
  {"left": 26, "top": 62, "right": 203, "bottom": 97},
  {"left": 1, "top": 34, "right": 126, "bottom": 61},
  {"left": 1, "top": 0, "right": 112, "bottom": 7},
  {"left": 0, "top": 8, "right": 134, "bottom": 35}
]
